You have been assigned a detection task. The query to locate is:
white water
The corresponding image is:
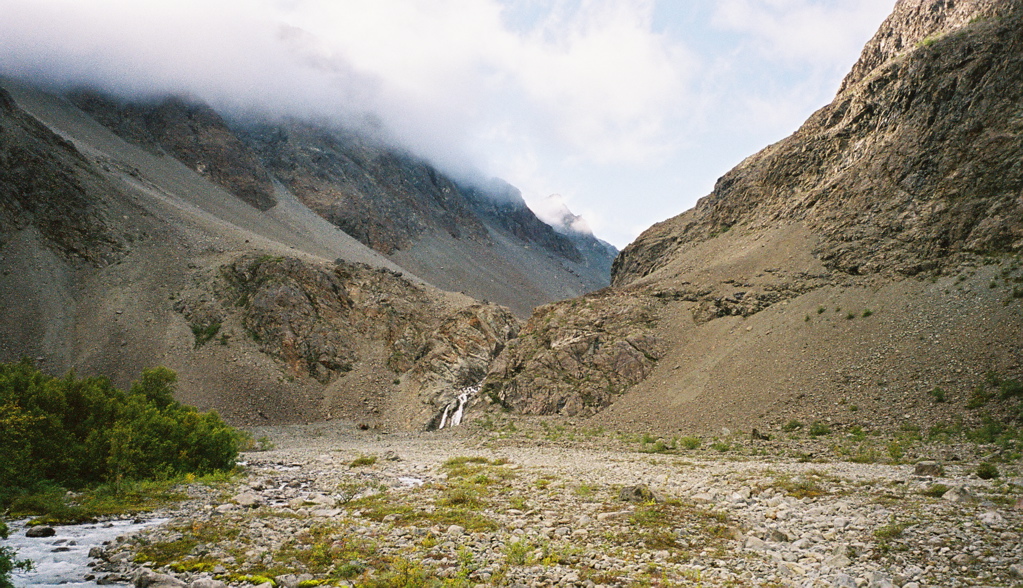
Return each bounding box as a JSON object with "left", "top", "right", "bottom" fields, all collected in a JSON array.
[
  {"left": 5, "top": 519, "right": 164, "bottom": 588},
  {"left": 436, "top": 383, "right": 481, "bottom": 430}
]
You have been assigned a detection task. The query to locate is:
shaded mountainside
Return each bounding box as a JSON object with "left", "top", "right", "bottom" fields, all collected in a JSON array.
[
  {"left": 65, "top": 91, "right": 615, "bottom": 315},
  {"left": 473, "top": 0, "right": 1023, "bottom": 434},
  {"left": 69, "top": 91, "right": 278, "bottom": 211},
  {"left": 0, "top": 81, "right": 521, "bottom": 429}
]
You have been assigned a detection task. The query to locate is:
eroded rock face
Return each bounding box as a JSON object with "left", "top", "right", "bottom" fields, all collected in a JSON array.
[
  {"left": 175, "top": 253, "right": 520, "bottom": 427},
  {"left": 403, "top": 304, "right": 519, "bottom": 425},
  {"left": 69, "top": 91, "right": 278, "bottom": 211},
  {"left": 0, "top": 88, "right": 129, "bottom": 265},
  {"left": 478, "top": 0, "right": 1023, "bottom": 423},
  {"left": 481, "top": 292, "right": 663, "bottom": 416},
  {"left": 615, "top": 4, "right": 1023, "bottom": 284}
]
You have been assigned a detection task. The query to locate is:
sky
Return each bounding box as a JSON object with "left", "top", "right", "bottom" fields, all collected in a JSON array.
[{"left": 0, "top": 0, "right": 895, "bottom": 249}]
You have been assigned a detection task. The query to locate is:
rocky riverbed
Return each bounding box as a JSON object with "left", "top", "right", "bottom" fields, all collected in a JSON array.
[{"left": 72, "top": 421, "right": 1022, "bottom": 588}]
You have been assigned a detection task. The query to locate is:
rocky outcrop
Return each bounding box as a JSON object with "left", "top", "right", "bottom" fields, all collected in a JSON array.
[
  {"left": 839, "top": 0, "right": 1017, "bottom": 93},
  {"left": 238, "top": 121, "right": 490, "bottom": 255},
  {"left": 174, "top": 253, "right": 520, "bottom": 428},
  {"left": 481, "top": 291, "right": 663, "bottom": 417},
  {"left": 0, "top": 88, "right": 127, "bottom": 264},
  {"left": 69, "top": 91, "right": 277, "bottom": 211},
  {"left": 176, "top": 254, "right": 439, "bottom": 383},
  {"left": 403, "top": 304, "right": 519, "bottom": 423},
  {"left": 615, "top": 3, "right": 1023, "bottom": 284}
]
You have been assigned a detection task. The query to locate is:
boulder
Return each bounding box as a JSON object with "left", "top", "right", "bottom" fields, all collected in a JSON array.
[
  {"left": 25, "top": 526, "right": 56, "bottom": 538},
  {"left": 913, "top": 461, "right": 944, "bottom": 477},
  {"left": 232, "top": 491, "right": 265, "bottom": 508},
  {"left": 618, "top": 484, "right": 661, "bottom": 503},
  {"left": 135, "top": 569, "right": 187, "bottom": 588}
]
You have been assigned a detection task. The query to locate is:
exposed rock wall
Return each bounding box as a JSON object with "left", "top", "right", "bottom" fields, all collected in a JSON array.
[
  {"left": 839, "top": 0, "right": 1018, "bottom": 93},
  {"left": 481, "top": 291, "right": 663, "bottom": 417},
  {"left": 615, "top": 5, "right": 1023, "bottom": 285},
  {"left": 0, "top": 88, "right": 127, "bottom": 264},
  {"left": 69, "top": 91, "right": 278, "bottom": 211},
  {"left": 174, "top": 253, "right": 520, "bottom": 428}
]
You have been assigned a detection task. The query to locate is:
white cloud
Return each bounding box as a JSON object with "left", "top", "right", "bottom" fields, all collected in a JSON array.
[
  {"left": 711, "top": 0, "right": 893, "bottom": 67},
  {"left": 0, "top": 0, "right": 896, "bottom": 249}
]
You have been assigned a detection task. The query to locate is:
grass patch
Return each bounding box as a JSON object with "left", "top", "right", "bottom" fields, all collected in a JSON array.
[
  {"left": 349, "top": 455, "right": 378, "bottom": 467},
  {"left": 191, "top": 322, "right": 222, "bottom": 348}
]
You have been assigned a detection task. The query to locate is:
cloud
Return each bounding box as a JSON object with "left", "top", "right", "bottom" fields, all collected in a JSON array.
[
  {"left": 0, "top": 0, "right": 693, "bottom": 175},
  {"left": 711, "top": 0, "right": 893, "bottom": 68},
  {"left": 0, "top": 0, "right": 896, "bottom": 249}
]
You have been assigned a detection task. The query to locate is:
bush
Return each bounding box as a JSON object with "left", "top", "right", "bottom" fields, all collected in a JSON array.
[
  {"left": 928, "top": 387, "right": 946, "bottom": 403},
  {"left": 679, "top": 436, "right": 702, "bottom": 450},
  {"left": 976, "top": 462, "right": 999, "bottom": 480},
  {"left": 808, "top": 422, "right": 831, "bottom": 437},
  {"left": 0, "top": 361, "right": 241, "bottom": 508},
  {"left": 782, "top": 420, "right": 803, "bottom": 432},
  {"left": 1, "top": 520, "right": 32, "bottom": 588}
]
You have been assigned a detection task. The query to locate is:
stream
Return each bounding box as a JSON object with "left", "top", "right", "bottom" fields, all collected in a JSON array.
[{"left": 5, "top": 519, "right": 164, "bottom": 588}]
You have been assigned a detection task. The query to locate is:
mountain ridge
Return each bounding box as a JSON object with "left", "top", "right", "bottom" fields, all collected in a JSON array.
[{"left": 474, "top": 0, "right": 1023, "bottom": 434}]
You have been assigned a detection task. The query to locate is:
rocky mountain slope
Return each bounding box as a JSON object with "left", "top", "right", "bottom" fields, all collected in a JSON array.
[
  {"left": 475, "top": 0, "right": 1023, "bottom": 434},
  {"left": 0, "top": 80, "right": 530, "bottom": 428},
  {"left": 69, "top": 93, "right": 616, "bottom": 317}
]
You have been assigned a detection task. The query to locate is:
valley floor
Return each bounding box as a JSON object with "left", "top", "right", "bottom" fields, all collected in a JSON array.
[{"left": 89, "top": 420, "right": 1021, "bottom": 588}]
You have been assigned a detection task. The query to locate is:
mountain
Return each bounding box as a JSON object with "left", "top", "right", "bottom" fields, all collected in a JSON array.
[
  {"left": 536, "top": 194, "right": 619, "bottom": 278},
  {"left": 65, "top": 92, "right": 614, "bottom": 318},
  {"left": 477, "top": 0, "right": 1023, "bottom": 433},
  {"left": 0, "top": 78, "right": 614, "bottom": 428}
]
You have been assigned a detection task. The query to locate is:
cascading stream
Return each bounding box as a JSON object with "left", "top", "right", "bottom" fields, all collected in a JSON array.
[{"left": 436, "top": 382, "right": 481, "bottom": 430}]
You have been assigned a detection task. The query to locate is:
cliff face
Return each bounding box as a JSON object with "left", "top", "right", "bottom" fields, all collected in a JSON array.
[
  {"left": 69, "top": 91, "right": 278, "bottom": 211},
  {"left": 66, "top": 91, "right": 613, "bottom": 314},
  {"left": 477, "top": 0, "right": 1023, "bottom": 432},
  {"left": 614, "top": 2, "right": 1023, "bottom": 284},
  {"left": 0, "top": 88, "right": 129, "bottom": 265}
]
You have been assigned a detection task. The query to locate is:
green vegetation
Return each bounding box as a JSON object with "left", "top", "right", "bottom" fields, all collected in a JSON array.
[
  {"left": 809, "top": 422, "right": 832, "bottom": 437},
  {"left": 977, "top": 462, "right": 1000, "bottom": 480},
  {"left": 1, "top": 520, "right": 31, "bottom": 588},
  {"left": 0, "top": 361, "right": 242, "bottom": 517},
  {"left": 679, "top": 436, "right": 701, "bottom": 450},
  {"left": 349, "top": 455, "right": 378, "bottom": 467},
  {"left": 920, "top": 484, "right": 949, "bottom": 498},
  {"left": 190, "top": 322, "right": 222, "bottom": 348},
  {"left": 928, "top": 387, "right": 946, "bottom": 403},
  {"left": 782, "top": 420, "right": 803, "bottom": 432}
]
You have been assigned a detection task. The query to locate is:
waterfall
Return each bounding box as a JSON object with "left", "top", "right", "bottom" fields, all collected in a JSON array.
[{"left": 436, "top": 382, "right": 481, "bottom": 430}]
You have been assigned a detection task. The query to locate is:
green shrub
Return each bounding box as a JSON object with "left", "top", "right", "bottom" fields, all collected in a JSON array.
[
  {"left": 920, "top": 484, "right": 949, "bottom": 498},
  {"left": 679, "top": 436, "right": 701, "bottom": 450},
  {"left": 782, "top": 420, "right": 803, "bottom": 432},
  {"left": 190, "top": 322, "right": 221, "bottom": 348},
  {"left": 999, "top": 379, "right": 1023, "bottom": 399},
  {"left": 928, "top": 387, "right": 946, "bottom": 403},
  {"left": 808, "top": 422, "right": 831, "bottom": 437},
  {"left": 976, "top": 462, "right": 999, "bottom": 480},
  {"left": 0, "top": 361, "right": 241, "bottom": 508},
  {"left": 349, "top": 455, "right": 378, "bottom": 467}
]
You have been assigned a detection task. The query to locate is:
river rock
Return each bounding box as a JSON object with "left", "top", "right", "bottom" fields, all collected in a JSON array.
[
  {"left": 26, "top": 526, "right": 56, "bottom": 538},
  {"left": 913, "top": 461, "right": 944, "bottom": 477},
  {"left": 942, "top": 485, "right": 976, "bottom": 503},
  {"left": 619, "top": 484, "right": 661, "bottom": 503},
  {"left": 189, "top": 579, "right": 227, "bottom": 588},
  {"left": 233, "top": 491, "right": 265, "bottom": 508},
  {"left": 135, "top": 569, "right": 187, "bottom": 588}
]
